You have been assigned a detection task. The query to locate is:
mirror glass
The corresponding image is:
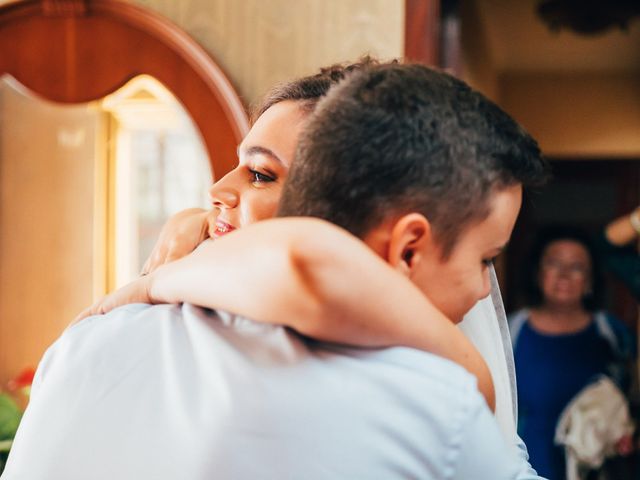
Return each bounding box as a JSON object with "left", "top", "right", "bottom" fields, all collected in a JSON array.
[
  {"left": 101, "top": 75, "right": 211, "bottom": 288},
  {"left": 0, "top": 75, "right": 211, "bottom": 384}
]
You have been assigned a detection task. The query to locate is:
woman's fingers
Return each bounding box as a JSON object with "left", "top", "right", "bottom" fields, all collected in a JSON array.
[
  {"left": 141, "top": 208, "right": 210, "bottom": 275},
  {"left": 144, "top": 241, "right": 169, "bottom": 275},
  {"left": 71, "top": 298, "right": 107, "bottom": 326},
  {"left": 71, "top": 277, "right": 153, "bottom": 326}
]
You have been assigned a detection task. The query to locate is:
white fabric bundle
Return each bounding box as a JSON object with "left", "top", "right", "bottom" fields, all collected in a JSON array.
[{"left": 555, "top": 376, "right": 634, "bottom": 480}]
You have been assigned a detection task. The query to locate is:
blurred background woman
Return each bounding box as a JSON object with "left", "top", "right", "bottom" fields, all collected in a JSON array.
[{"left": 509, "top": 226, "right": 635, "bottom": 480}]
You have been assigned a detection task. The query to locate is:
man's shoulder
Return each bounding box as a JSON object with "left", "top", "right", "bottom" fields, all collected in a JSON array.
[
  {"left": 35, "top": 304, "right": 184, "bottom": 384},
  {"left": 323, "top": 344, "right": 481, "bottom": 402},
  {"left": 18, "top": 305, "right": 499, "bottom": 480},
  {"left": 59, "top": 305, "right": 478, "bottom": 384},
  {"left": 51, "top": 304, "right": 481, "bottom": 413},
  {"left": 60, "top": 303, "right": 252, "bottom": 347},
  {"left": 41, "top": 303, "right": 313, "bottom": 385},
  {"left": 55, "top": 303, "right": 187, "bottom": 353},
  {"left": 66, "top": 302, "right": 179, "bottom": 335}
]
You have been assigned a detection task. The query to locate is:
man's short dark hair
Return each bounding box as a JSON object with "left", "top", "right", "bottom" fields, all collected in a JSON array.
[{"left": 277, "top": 63, "right": 549, "bottom": 256}]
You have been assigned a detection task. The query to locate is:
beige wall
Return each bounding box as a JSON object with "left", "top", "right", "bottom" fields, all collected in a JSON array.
[
  {"left": 499, "top": 72, "right": 640, "bottom": 158},
  {"left": 133, "top": 0, "right": 405, "bottom": 107},
  {"left": 0, "top": 81, "right": 99, "bottom": 385}
]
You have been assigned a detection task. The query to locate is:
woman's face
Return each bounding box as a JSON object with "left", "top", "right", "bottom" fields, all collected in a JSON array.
[
  {"left": 538, "top": 239, "right": 592, "bottom": 309},
  {"left": 208, "top": 100, "right": 308, "bottom": 238}
]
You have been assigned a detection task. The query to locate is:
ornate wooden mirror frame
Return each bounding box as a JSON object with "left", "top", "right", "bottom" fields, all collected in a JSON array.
[{"left": 0, "top": 0, "right": 249, "bottom": 178}]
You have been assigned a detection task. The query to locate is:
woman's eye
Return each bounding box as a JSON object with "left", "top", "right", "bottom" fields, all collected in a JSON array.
[{"left": 250, "top": 169, "right": 276, "bottom": 183}]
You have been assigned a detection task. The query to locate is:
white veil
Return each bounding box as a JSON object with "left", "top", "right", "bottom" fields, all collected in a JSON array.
[{"left": 458, "top": 264, "right": 518, "bottom": 441}]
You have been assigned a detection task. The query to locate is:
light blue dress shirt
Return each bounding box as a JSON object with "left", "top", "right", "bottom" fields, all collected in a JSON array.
[{"left": 4, "top": 303, "right": 543, "bottom": 479}]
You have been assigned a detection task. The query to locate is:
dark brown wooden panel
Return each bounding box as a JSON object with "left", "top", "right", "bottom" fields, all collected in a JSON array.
[{"left": 404, "top": 0, "right": 440, "bottom": 65}]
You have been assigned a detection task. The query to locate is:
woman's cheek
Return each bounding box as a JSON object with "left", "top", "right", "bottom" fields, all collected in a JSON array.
[{"left": 252, "top": 192, "right": 281, "bottom": 223}]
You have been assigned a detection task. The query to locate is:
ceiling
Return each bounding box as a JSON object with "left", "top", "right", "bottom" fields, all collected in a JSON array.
[{"left": 473, "top": 0, "right": 640, "bottom": 73}]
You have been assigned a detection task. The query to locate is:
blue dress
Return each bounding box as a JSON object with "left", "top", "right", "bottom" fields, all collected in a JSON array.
[{"left": 509, "top": 310, "right": 633, "bottom": 480}]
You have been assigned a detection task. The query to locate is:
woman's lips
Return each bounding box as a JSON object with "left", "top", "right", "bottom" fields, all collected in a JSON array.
[{"left": 212, "top": 220, "right": 236, "bottom": 238}]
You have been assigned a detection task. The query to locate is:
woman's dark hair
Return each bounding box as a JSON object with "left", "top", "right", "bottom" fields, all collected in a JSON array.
[
  {"left": 524, "top": 225, "right": 604, "bottom": 311},
  {"left": 250, "top": 56, "right": 383, "bottom": 123}
]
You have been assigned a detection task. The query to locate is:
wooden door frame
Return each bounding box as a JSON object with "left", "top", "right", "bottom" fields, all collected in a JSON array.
[{"left": 404, "top": 0, "right": 440, "bottom": 65}]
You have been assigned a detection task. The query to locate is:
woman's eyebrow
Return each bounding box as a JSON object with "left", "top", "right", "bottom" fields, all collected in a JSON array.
[{"left": 241, "top": 145, "right": 284, "bottom": 166}]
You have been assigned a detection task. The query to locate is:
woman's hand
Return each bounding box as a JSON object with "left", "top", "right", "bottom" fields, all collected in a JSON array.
[
  {"left": 72, "top": 275, "right": 154, "bottom": 325},
  {"left": 141, "top": 208, "right": 216, "bottom": 275},
  {"left": 72, "top": 207, "right": 215, "bottom": 325},
  {"left": 615, "top": 434, "right": 635, "bottom": 456},
  {"left": 605, "top": 205, "right": 640, "bottom": 247}
]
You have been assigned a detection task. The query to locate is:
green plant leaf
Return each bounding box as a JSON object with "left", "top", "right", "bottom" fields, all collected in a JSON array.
[{"left": 0, "top": 394, "right": 22, "bottom": 442}]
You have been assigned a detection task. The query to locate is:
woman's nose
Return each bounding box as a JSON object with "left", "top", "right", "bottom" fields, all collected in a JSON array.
[{"left": 208, "top": 175, "right": 239, "bottom": 209}]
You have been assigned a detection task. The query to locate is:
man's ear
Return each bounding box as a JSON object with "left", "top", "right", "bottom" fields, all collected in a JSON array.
[{"left": 387, "top": 213, "right": 433, "bottom": 277}]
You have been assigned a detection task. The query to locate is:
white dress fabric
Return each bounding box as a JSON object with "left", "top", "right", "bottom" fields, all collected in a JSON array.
[
  {"left": 3, "top": 302, "right": 535, "bottom": 480},
  {"left": 459, "top": 265, "right": 518, "bottom": 442}
]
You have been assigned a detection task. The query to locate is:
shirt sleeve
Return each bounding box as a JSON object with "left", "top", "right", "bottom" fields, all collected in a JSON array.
[{"left": 452, "top": 390, "right": 547, "bottom": 480}]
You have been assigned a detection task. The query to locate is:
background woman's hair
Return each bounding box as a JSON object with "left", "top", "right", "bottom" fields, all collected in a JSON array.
[{"left": 524, "top": 225, "right": 605, "bottom": 311}]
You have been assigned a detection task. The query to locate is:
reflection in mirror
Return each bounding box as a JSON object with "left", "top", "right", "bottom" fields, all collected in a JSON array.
[
  {"left": 0, "top": 75, "right": 212, "bottom": 387},
  {"left": 101, "top": 75, "right": 211, "bottom": 289}
]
